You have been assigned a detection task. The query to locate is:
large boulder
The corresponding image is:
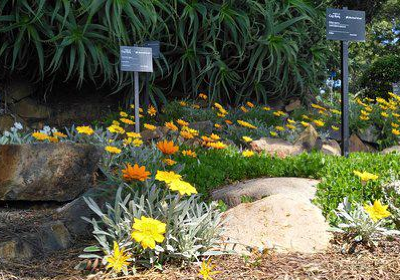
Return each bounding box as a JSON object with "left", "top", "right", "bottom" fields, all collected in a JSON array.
[
  {"left": 0, "top": 143, "right": 102, "bottom": 201},
  {"left": 285, "top": 99, "right": 301, "bottom": 112},
  {"left": 358, "top": 126, "right": 379, "bottom": 144},
  {"left": 349, "top": 134, "right": 376, "bottom": 153},
  {"left": 321, "top": 139, "right": 341, "bottom": 156},
  {"left": 221, "top": 193, "right": 332, "bottom": 254},
  {"left": 295, "top": 125, "right": 322, "bottom": 152},
  {"left": 211, "top": 177, "right": 319, "bottom": 207},
  {"left": 381, "top": 146, "right": 400, "bottom": 154},
  {"left": 250, "top": 138, "right": 305, "bottom": 158}
]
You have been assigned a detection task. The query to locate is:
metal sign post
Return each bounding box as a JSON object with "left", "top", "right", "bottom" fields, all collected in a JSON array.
[
  {"left": 120, "top": 46, "right": 153, "bottom": 133},
  {"left": 326, "top": 7, "right": 366, "bottom": 157}
]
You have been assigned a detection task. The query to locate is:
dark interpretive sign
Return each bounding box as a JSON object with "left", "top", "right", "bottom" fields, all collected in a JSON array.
[
  {"left": 326, "top": 8, "right": 366, "bottom": 42},
  {"left": 120, "top": 46, "right": 153, "bottom": 72},
  {"left": 143, "top": 41, "right": 160, "bottom": 59}
]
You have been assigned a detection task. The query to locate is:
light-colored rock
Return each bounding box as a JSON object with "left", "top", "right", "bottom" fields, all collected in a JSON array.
[
  {"left": 381, "top": 146, "right": 400, "bottom": 154},
  {"left": 285, "top": 99, "right": 301, "bottom": 112},
  {"left": 250, "top": 138, "right": 305, "bottom": 158},
  {"left": 295, "top": 125, "right": 322, "bottom": 151},
  {"left": 211, "top": 177, "right": 319, "bottom": 207},
  {"left": 141, "top": 127, "right": 164, "bottom": 142},
  {"left": 322, "top": 139, "right": 341, "bottom": 156},
  {"left": 0, "top": 143, "right": 101, "bottom": 201},
  {"left": 0, "top": 239, "right": 32, "bottom": 260},
  {"left": 221, "top": 193, "right": 332, "bottom": 254},
  {"left": 11, "top": 97, "right": 51, "bottom": 119}
]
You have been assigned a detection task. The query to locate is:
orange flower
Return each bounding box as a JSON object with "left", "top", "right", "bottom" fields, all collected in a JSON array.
[
  {"left": 156, "top": 140, "right": 179, "bottom": 155},
  {"left": 122, "top": 163, "right": 151, "bottom": 182}
]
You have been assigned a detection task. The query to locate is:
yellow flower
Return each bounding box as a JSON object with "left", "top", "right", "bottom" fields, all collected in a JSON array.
[
  {"left": 177, "top": 119, "right": 189, "bottom": 127},
  {"left": 217, "top": 113, "right": 227, "bottom": 118},
  {"left": 360, "top": 110, "right": 369, "bottom": 116},
  {"left": 198, "top": 259, "right": 220, "bottom": 280},
  {"left": 270, "top": 131, "right": 278, "bottom": 137},
  {"left": 330, "top": 109, "right": 341, "bottom": 115},
  {"left": 210, "top": 133, "right": 220, "bottom": 141},
  {"left": 181, "top": 126, "right": 199, "bottom": 136},
  {"left": 144, "top": 123, "right": 157, "bottom": 131},
  {"left": 165, "top": 121, "right": 178, "bottom": 131},
  {"left": 242, "top": 150, "right": 255, "bottom": 157},
  {"left": 76, "top": 126, "right": 94, "bottom": 135},
  {"left": 364, "top": 201, "right": 391, "bottom": 222},
  {"left": 157, "top": 140, "right": 179, "bottom": 155},
  {"left": 313, "top": 119, "right": 325, "bottom": 127},
  {"left": 311, "top": 103, "right": 326, "bottom": 111},
  {"left": 246, "top": 101, "right": 255, "bottom": 108},
  {"left": 381, "top": 112, "right": 389, "bottom": 118},
  {"left": 273, "top": 110, "right": 286, "bottom": 117},
  {"left": 301, "top": 121, "right": 309, "bottom": 127},
  {"left": 119, "top": 111, "right": 128, "bottom": 118},
  {"left": 392, "top": 122, "right": 399, "bottom": 128},
  {"left": 286, "top": 124, "right": 296, "bottom": 130},
  {"left": 199, "top": 93, "right": 208, "bottom": 100},
  {"left": 393, "top": 129, "right": 400, "bottom": 136},
  {"left": 113, "top": 120, "right": 121, "bottom": 126},
  {"left": 331, "top": 125, "right": 339, "bottom": 131},
  {"left": 214, "top": 102, "right": 223, "bottom": 110},
  {"left": 155, "top": 170, "right": 182, "bottom": 183},
  {"left": 126, "top": 132, "right": 141, "bottom": 138},
  {"left": 162, "top": 158, "right": 177, "bottom": 166},
  {"left": 122, "top": 163, "right": 150, "bottom": 182},
  {"left": 214, "top": 124, "right": 222, "bottom": 129},
  {"left": 131, "top": 217, "right": 166, "bottom": 249},
  {"left": 394, "top": 113, "right": 400, "bottom": 118},
  {"left": 108, "top": 125, "right": 125, "bottom": 134},
  {"left": 105, "top": 146, "right": 122, "bottom": 154},
  {"left": 120, "top": 118, "right": 134, "bottom": 125},
  {"left": 32, "top": 132, "right": 49, "bottom": 141},
  {"left": 105, "top": 242, "right": 131, "bottom": 273},
  {"left": 132, "top": 138, "right": 143, "bottom": 147},
  {"left": 179, "top": 101, "right": 187, "bottom": 107},
  {"left": 360, "top": 115, "right": 370, "bottom": 121},
  {"left": 53, "top": 131, "right": 67, "bottom": 138},
  {"left": 287, "top": 119, "right": 296, "bottom": 124},
  {"left": 242, "top": 136, "right": 253, "bottom": 142},
  {"left": 167, "top": 179, "right": 197, "bottom": 196},
  {"left": 240, "top": 106, "right": 248, "bottom": 113},
  {"left": 353, "top": 170, "right": 379, "bottom": 182},
  {"left": 301, "top": 115, "right": 310, "bottom": 120},
  {"left": 180, "top": 130, "right": 194, "bottom": 139},
  {"left": 365, "top": 106, "right": 373, "bottom": 112},
  {"left": 263, "top": 106, "right": 271, "bottom": 111},
  {"left": 182, "top": 150, "right": 197, "bottom": 158},
  {"left": 49, "top": 136, "right": 59, "bottom": 143},
  {"left": 237, "top": 120, "right": 257, "bottom": 129},
  {"left": 147, "top": 105, "right": 157, "bottom": 116},
  {"left": 275, "top": 126, "right": 285, "bottom": 132},
  {"left": 207, "top": 141, "right": 227, "bottom": 149}
]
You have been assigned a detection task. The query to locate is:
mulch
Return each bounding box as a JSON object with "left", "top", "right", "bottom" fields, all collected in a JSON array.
[{"left": 1, "top": 236, "right": 400, "bottom": 280}]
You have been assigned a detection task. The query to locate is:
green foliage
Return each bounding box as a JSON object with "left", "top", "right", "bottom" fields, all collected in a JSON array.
[
  {"left": 360, "top": 55, "right": 400, "bottom": 99},
  {"left": 0, "top": 0, "right": 328, "bottom": 104}
]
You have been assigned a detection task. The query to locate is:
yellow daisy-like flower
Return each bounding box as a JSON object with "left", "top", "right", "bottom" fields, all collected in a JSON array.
[
  {"left": 214, "top": 102, "right": 223, "bottom": 110},
  {"left": 240, "top": 106, "right": 249, "bottom": 113},
  {"left": 182, "top": 150, "right": 197, "bottom": 158},
  {"left": 364, "top": 200, "right": 391, "bottom": 222},
  {"left": 286, "top": 124, "right": 296, "bottom": 130},
  {"left": 198, "top": 259, "right": 220, "bottom": 280},
  {"left": 165, "top": 121, "right": 178, "bottom": 131},
  {"left": 179, "top": 101, "right": 187, "bottom": 107},
  {"left": 144, "top": 123, "right": 157, "bottom": 131},
  {"left": 217, "top": 113, "right": 227, "bottom": 118},
  {"left": 214, "top": 124, "right": 222, "bottom": 129},
  {"left": 119, "top": 111, "right": 128, "bottom": 118},
  {"left": 105, "top": 241, "right": 131, "bottom": 273},
  {"left": 105, "top": 146, "right": 122, "bottom": 154},
  {"left": 49, "top": 136, "right": 59, "bottom": 143},
  {"left": 120, "top": 118, "right": 134, "bottom": 125},
  {"left": 122, "top": 163, "right": 151, "bottom": 182},
  {"left": 131, "top": 217, "right": 166, "bottom": 249},
  {"left": 162, "top": 158, "right": 177, "bottom": 166},
  {"left": 270, "top": 131, "right": 278, "bottom": 137},
  {"left": 192, "top": 104, "right": 200, "bottom": 109},
  {"left": 53, "top": 131, "right": 67, "bottom": 138},
  {"left": 275, "top": 126, "right": 285, "bottom": 132},
  {"left": 392, "top": 122, "right": 399, "bottom": 128},
  {"left": 381, "top": 112, "right": 389, "bottom": 118},
  {"left": 132, "top": 138, "right": 143, "bottom": 147},
  {"left": 287, "top": 119, "right": 296, "bottom": 124},
  {"left": 32, "top": 132, "right": 50, "bottom": 141},
  {"left": 301, "top": 121, "right": 309, "bottom": 127},
  {"left": 168, "top": 179, "right": 198, "bottom": 196},
  {"left": 237, "top": 120, "right": 257, "bottom": 129},
  {"left": 180, "top": 130, "right": 194, "bottom": 139},
  {"left": 108, "top": 125, "right": 125, "bottom": 134},
  {"left": 157, "top": 140, "right": 179, "bottom": 155},
  {"left": 177, "top": 119, "right": 189, "bottom": 127},
  {"left": 246, "top": 101, "right": 255, "bottom": 108},
  {"left": 263, "top": 106, "right": 271, "bottom": 111},
  {"left": 207, "top": 141, "right": 227, "bottom": 149},
  {"left": 242, "top": 150, "right": 255, "bottom": 157},
  {"left": 199, "top": 93, "right": 208, "bottom": 100},
  {"left": 76, "top": 126, "right": 94, "bottom": 135},
  {"left": 210, "top": 133, "right": 220, "bottom": 141},
  {"left": 225, "top": 120, "right": 233, "bottom": 125},
  {"left": 126, "top": 132, "right": 141, "bottom": 138},
  {"left": 360, "top": 115, "right": 370, "bottom": 121},
  {"left": 242, "top": 136, "right": 253, "bottom": 142},
  {"left": 112, "top": 120, "right": 121, "bottom": 126},
  {"left": 311, "top": 103, "right": 326, "bottom": 111},
  {"left": 393, "top": 129, "right": 400, "bottom": 136},
  {"left": 301, "top": 115, "right": 310, "bottom": 120},
  {"left": 330, "top": 109, "right": 341, "bottom": 115},
  {"left": 331, "top": 125, "right": 339, "bottom": 131},
  {"left": 353, "top": 170, "right": 379, "bottom": 182},
  {"left": 147, "top": 105, "right": 157, "bottom": 116},
  {"left": 155, "top": 170, "right": 182, "bottom": 183},
  {"left": 313, "top": 119, "right": 325, "bottom": 127}
]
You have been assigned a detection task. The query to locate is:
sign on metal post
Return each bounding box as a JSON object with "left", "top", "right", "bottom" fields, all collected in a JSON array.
[
  {"left": 120, "top": 46, "right": 153, "bottom": 133},
  {"left": 326, "top": 8, "right": 365, "bottom": 157}
]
